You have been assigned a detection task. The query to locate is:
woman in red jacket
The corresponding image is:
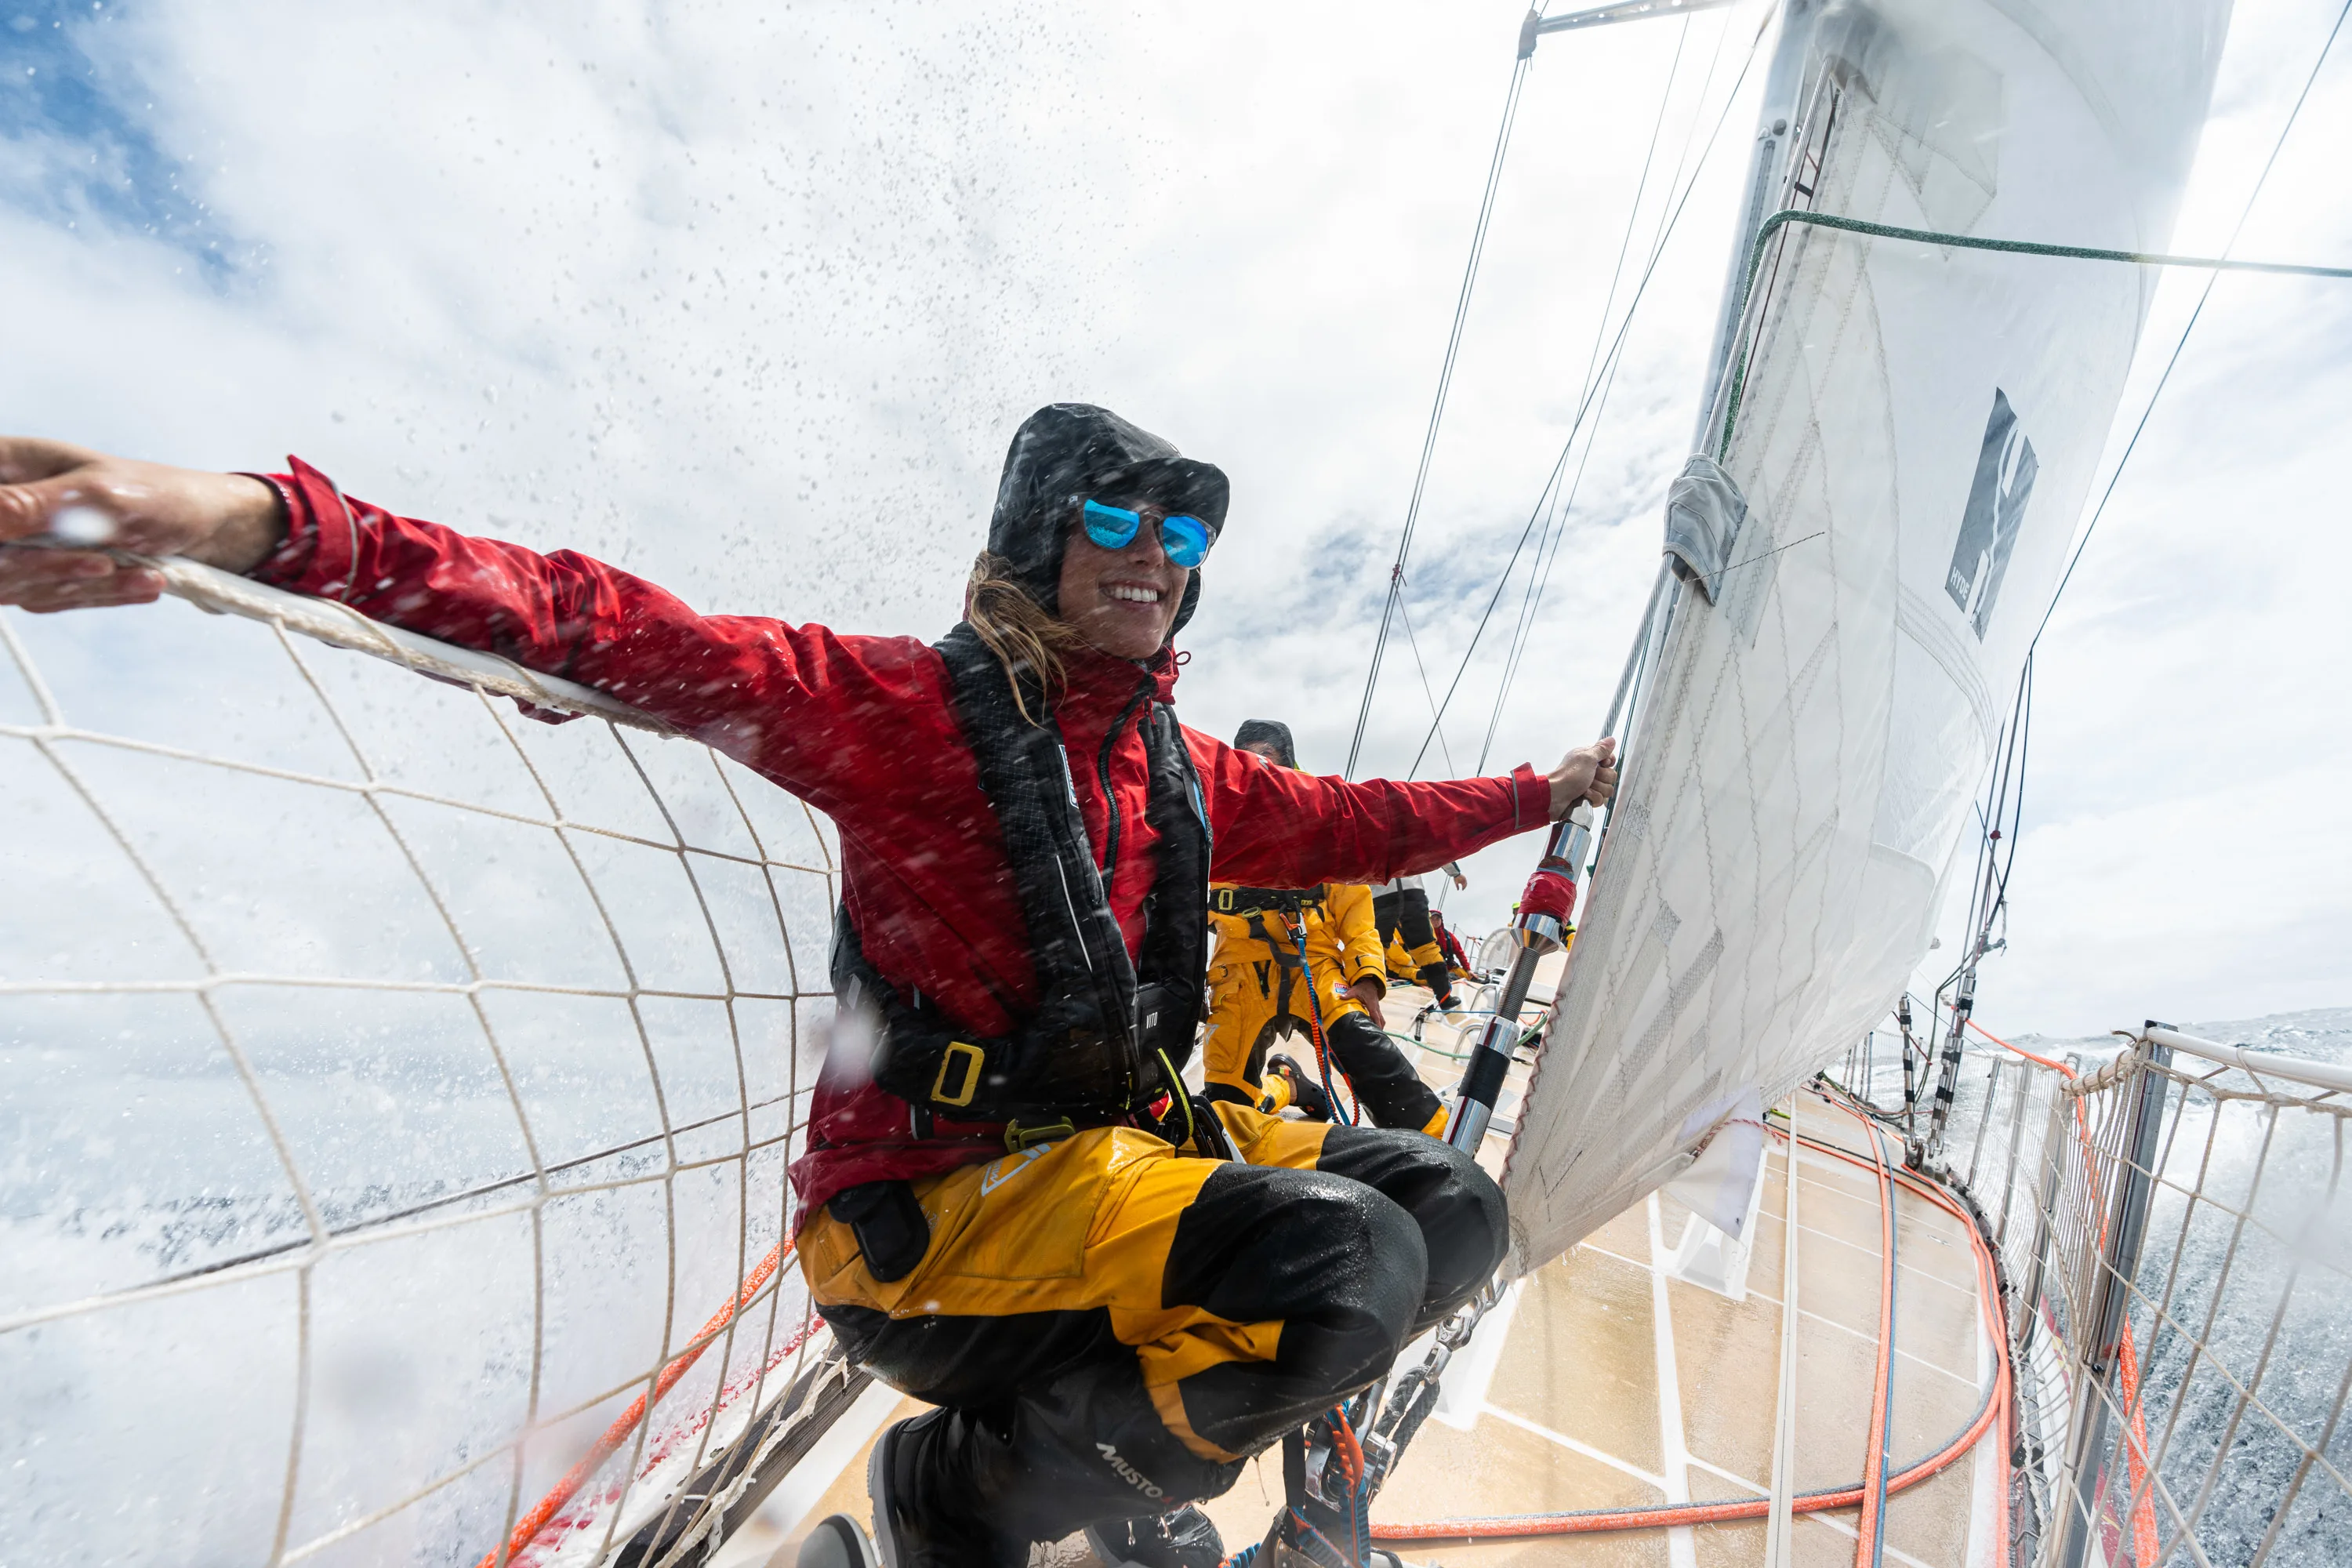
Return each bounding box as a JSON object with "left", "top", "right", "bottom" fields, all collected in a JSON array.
[{"left": 0, "top": 407, "right": 1615, "bottom": 1568}]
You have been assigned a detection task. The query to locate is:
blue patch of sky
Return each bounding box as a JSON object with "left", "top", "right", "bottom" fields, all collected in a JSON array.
[{"left": 0, "top": 0, "right": 253, "bottom": 286}]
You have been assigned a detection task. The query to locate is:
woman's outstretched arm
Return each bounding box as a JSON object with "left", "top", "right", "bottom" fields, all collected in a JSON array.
[
  {"left": 1192, "top": 728, "right": 1617, "bottom": 891},
  {"left": 0, "top": 440, "right": 941, "bottom": 812}
]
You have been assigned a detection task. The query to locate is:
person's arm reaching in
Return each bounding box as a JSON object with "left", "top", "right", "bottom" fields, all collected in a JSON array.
[
  {"left": 0, "top": 441, "right": 909, "bottom": 804},
  {"left": 0, "top": 440, "right": 287, "bottom": 612},
  {"left": 1194, "top": 730, "right": 1617, "bottom": 891}
]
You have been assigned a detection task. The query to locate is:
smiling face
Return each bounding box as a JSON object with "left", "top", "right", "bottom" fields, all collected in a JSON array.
[{"left": 1055, "top": 503, "right": 1191, "bottom": 659}]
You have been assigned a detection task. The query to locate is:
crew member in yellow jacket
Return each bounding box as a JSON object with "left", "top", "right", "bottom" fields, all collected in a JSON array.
[{"left": 1202, "top": 720, "right": 1448, "bottom": 1135}]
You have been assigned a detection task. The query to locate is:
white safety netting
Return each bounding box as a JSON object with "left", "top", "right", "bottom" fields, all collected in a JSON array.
[
  {"left": 1842, "top": 1014, "right": 2352, "bottom": 1565},
  {"left": 0, "top": 564, "right": 844, "bottom": 1566},
  {"left": 1501, "top": 0, "right": 2230, "bottom": 1270}
]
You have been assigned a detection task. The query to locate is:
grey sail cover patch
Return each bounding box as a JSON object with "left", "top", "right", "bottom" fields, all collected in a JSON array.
[
  {"left": 1944, "top": 387, "right": 2038, "bottom": 638},
  {"left": 1661, "top": 454, "right": 1748, "bottom": 605}
]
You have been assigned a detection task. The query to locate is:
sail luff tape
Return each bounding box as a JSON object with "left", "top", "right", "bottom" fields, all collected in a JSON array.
[
  {"left": 1715, "top": 209, "right": 2352, "bottom": 458},
  {"left": 137, "top": 552, "right": 680, "bottom": 736}
]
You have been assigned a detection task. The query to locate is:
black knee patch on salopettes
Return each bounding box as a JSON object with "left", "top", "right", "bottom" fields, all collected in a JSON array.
[
  {"left": 1003, "top": 1351, "right": 1247, "bottom": 1540},
  {"left": 817, "top": 1300, "right": 1127, "bottom": 1411},
  {"left": 1163, "top": 1161, "right": 1428, "bottom": 1454},
  {"left": 1323, "top": 1011, "right": 1443, "bottom": 1131},
  {"left": 1309, "top": 1126, "right": 1507, "bottom": 1329}
]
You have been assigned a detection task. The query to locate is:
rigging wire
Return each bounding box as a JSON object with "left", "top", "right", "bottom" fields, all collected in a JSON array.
[
  {"left": 1399, "top": 8, "right": 1775, "bottom": 777},
  {"left": 1941, "top": 0, "right": 2348, "bottom": 1014},
  {"left": 1472, "top": 12, "right": 1702, "bottom": 773},
  {"left": 2031, "top": 0, "right": 2352, "bottom": 654},
  {"left": 1345, "top": 39, "right": 1537, "bottom": 778},
  {"left": 1395, "top": 594, "right": 1459, "bottom": 775},
  {"left": 1477, "top": 5, "right": 1745, "bottom": 773}
]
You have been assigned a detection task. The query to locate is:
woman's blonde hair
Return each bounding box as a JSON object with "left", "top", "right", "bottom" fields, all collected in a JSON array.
[{"left": 965, "top": 551, "right": 1083, "bottom": 723}]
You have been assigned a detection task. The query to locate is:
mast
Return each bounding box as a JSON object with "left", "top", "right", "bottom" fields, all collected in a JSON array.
[
  {"left": 1688, "top": 0, "right": 1822, "bottom": 448},
  {"left": 1447, "top": 2, "right": 1820, "bottom": 1152}
]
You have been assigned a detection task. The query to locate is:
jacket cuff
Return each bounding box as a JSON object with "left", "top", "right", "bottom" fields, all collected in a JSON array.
[
  {"left": 243, "top": 456, "right": 360, "bottom": 599},
  {"left": 1509, "top": 763, "right": 1550, "bottom": 830}
]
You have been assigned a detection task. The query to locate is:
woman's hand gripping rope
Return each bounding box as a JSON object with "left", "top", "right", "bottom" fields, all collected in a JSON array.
[{"left": 0, "top": 438, "right": 289, "bottom": 612}]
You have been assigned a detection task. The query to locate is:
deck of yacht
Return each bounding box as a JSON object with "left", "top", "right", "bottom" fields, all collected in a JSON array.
[{"left": 725, "top": 975, "right": 2005, "bottom": 1568}]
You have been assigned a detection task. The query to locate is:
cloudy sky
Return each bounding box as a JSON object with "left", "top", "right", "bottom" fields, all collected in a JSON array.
[{"left": 1, "top": 0, "right": 2345, "bottom": 1038}]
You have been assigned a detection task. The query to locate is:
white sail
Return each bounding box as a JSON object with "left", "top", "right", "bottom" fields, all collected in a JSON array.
[{"left": 1501, "top": 0, "right": 2231, "bottom": 1272}]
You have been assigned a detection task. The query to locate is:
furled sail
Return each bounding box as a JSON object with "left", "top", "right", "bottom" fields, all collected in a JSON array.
[{"left": 1501, "top": 0, "right": 2231, "bottom": 1272}]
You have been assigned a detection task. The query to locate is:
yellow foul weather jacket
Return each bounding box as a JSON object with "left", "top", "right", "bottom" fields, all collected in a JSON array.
[{"left": 1201, "top": 882, "right": 1385, "bottom": 1103}]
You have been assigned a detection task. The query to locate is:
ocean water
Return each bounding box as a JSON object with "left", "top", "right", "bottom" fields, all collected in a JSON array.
[
  {"left": 1, "top": 600, "right": 839, "bottom": 1566},
  {"left": 1994, "top": 1008, "right": 2352, "bottom": 1563}
]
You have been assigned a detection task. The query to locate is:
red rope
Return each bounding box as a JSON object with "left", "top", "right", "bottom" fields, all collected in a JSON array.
[
  {"left": 478, "top": 1238, "right": 794, "bottom": 1568},
  {"left": 1844, "top": 1103, "right": 1897, "bottom": 1567}
]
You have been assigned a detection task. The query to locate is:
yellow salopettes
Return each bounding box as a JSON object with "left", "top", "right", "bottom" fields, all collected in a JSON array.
[{"left": 1200, "top": 882, "right": 1384, "bottom": 1105}]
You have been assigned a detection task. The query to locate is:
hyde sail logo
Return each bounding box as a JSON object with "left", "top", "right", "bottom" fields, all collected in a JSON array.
[{"left": 1944, "top": 388, "right": 2039, "bottom": 640}]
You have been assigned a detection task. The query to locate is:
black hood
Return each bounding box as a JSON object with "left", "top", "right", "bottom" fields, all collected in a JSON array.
[
  {"left": 1232, "top": 719, "right": 1297, "bottom": 770},
  {"left": 989, "top": 403, "right": 1229, "bottom": 635}
]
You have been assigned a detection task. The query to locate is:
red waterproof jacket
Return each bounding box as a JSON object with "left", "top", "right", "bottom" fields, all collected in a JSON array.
[{"left": 251, "top": 459, "right": 1554, "bottom": 1218}]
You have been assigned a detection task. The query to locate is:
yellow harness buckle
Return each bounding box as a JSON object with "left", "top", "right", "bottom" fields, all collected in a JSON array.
[{"left": 931, "top": 1040, "right": 985, "bottom": 1109}]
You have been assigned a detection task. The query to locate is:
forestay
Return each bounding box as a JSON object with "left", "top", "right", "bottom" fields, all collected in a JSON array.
[{"left": 1501, "top": 0, "right": 2231, "bottom": 1272}]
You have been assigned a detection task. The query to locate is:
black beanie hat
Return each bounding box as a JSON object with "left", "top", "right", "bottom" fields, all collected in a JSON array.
[
  {"left": 1233, "top": 719, "right": 1297, "bottom": 770},
  {"left": 989, "top": 403, "right": 1230, "bottom": 634}
]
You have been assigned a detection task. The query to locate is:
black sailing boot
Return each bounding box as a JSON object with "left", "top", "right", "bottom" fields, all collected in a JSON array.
[
  {"left": 805, "top": 1410, "right": 1022, "bottom": 1568},
  {"left": 1083, "top": 1504, "right": 1225, "bottom": 1568},
  {"left": 1262, "top": 1054, "right": 1332, "bottom": 1122},
  {"left": 1414, "top": 963, "right": 1460, "bottom": 1013}
]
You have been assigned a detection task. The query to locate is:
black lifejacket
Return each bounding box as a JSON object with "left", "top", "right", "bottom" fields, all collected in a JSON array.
[{"left": 830, "top": 622, "right": 1213, "bottom": 1127}]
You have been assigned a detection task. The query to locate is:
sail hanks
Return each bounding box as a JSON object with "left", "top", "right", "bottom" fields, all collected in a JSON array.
[{"left": 1497, "top": 0, "right": 2231, "bottom": 1276}]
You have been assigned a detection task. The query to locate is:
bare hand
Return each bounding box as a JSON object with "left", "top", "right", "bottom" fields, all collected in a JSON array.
[
  {"left": 1547, "top": 736, "right": 1619, "bottom": 820},
  {"left": 1349, "top": 976, "right": 1387, "bottom": 1031},
  {"left": 0, "top": 438, "right": 285, "bottom": 614}
]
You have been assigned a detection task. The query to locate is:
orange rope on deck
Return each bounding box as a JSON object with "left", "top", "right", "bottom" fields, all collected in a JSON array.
[
  {"left": 1375, "top": 1112, "right": 2014, "bottom": 1544},
  {"left": 1843, "top": 1104, "right": 1899, "bottom": 1567},
  {"left": 478, "top": 1237, "right": 796, "bottom": 1568}
]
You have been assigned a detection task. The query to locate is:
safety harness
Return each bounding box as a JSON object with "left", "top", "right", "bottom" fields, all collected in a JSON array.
[
  {"left": 1207, "top": 885, "right": 1361, "bottom": 1123},
  {"left": 832, "top": 623, "right": 1214, "bottom": 1138}
]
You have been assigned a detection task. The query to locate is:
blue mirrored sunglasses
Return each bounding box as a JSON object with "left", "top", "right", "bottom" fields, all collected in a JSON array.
[{"left": 1081, "top": 499, "right": 1214, "bottom": 568}]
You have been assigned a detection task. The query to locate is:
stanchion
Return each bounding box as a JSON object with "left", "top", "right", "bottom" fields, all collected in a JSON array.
[{"left": 2057, "top": 1038, "right": 2172, "bottom": 1568}]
